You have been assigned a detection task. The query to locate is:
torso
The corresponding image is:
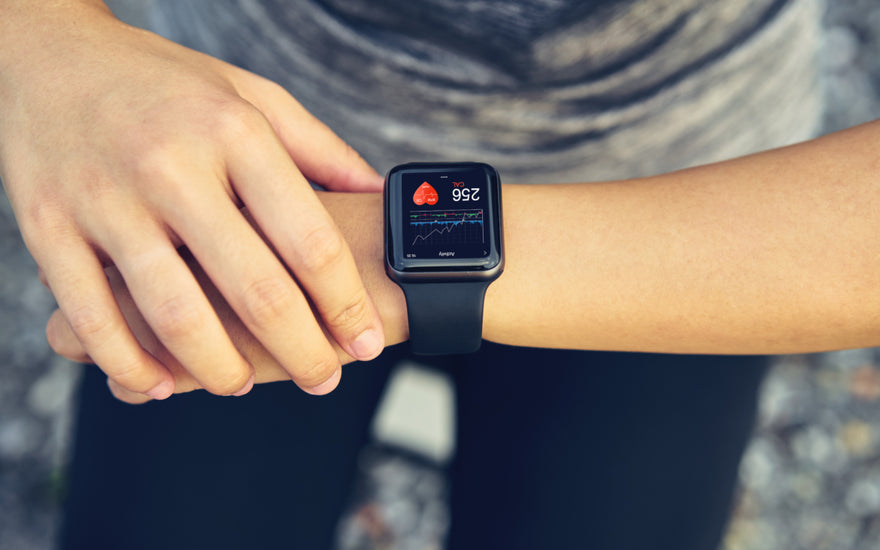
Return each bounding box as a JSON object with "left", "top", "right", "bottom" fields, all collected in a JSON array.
[{"left": 149, "top": 0, "right": 825, "bottom": 182}]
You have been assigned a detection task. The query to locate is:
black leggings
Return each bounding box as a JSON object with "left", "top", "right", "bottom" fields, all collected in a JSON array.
[{"left": 60, "top": 344, "right": 767, "bottom": 550}]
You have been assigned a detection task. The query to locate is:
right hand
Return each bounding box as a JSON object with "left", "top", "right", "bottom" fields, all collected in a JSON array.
[
  {"left": 0, "top": 2, "right": 385, "bottom": 399},
  {"left": 46, "top": 193, "right": 411, "bottom": 404}
]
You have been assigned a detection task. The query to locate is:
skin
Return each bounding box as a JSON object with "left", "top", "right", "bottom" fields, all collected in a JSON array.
[
  {"left": 47, "top": 119, "right": 880, "bottom": 403},
  {"left": 0, "top": 1, "right": 385, "bottom": 398}
]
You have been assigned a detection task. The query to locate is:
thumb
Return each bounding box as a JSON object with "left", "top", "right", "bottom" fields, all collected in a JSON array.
[{"left": 236, "top": 72, "right": 384, "bottom": 193}]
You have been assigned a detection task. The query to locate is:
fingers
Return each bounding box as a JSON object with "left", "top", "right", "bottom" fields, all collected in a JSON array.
[
  {"left": 234, "top": 73, "right": 384, "bottom": 193},
  {"left": 49, "top": 303, "right": 232, "bottom": 405},
  {"left": 108, "top": 240, "right": 256, "bottom": 397},
  {"left": 45, "top": 221, "right": 362, "bottom": 404},
  {"left": 47, "top": 272, "right": 252, "bottom": 404},
  {"left": 37, "top": 238, "right": 176, "bottom": 400},
  {"left": 165, "top": 180, "right": 347, "bottom": 392},
  {"left": 229, "top": 78, "right": 386, "bottom": 361},
  {"left": 66, "top": 188, "right": 258, "bottom": 397},
  {"left": 103, "top": 219, "right": 253, "bottom": 392},
  {"left": 219, "top": 113, "right": 386, "bottom": 367}
]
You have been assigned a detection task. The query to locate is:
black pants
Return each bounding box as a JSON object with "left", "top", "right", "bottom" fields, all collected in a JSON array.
[{"left": 60, "top": 344, "right": 767, "bottom": 550}]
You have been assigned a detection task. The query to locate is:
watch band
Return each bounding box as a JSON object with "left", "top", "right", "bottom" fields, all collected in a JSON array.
[{"left": 400, "top": 281, "right": 490, "bottom": 355}]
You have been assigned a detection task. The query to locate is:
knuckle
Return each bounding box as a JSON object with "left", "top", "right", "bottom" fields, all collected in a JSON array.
[
  {"left": 24, "top": 197, "right": 63, "bottom": 233},
  {"left": 213, "top": 101, "right": 267, "bottom": 143},
  {"left": 75, "top": 171, "right": 118, "bottom": 205},
  {"left": 203, "top": 367, "right": 252, "bottom": 396},
  {"left": 149, "top": 294, "right": 205, "bottom": 341},
  {"left": 298, "top": 223, "right": 345, "bottom": 272},
  {"left": 64, "top": 307, "right": 157, "bottom": 393},
  {"left": 256, "top": 78, "right": 292, "bottom": 103},
  {"left": 132, "top": 139, "right": 188, "bottom": 188},
  {"left": 240, "top": 277, "right": 297, "bottom": 329},
  {"left": 21, "top": 198, "right": 77, "bottom": 250},
  {"left": 67, "top": 303, "right": 116, "bottom": 345},
  {"left": 106, "top": 356, "right": 154, "bottom": 393},
  {"left": 295, "top": 354, "right": 339, "bottom": 388},
  {"left": 326, "top": 290, "right": 371, "bottom": 333}
]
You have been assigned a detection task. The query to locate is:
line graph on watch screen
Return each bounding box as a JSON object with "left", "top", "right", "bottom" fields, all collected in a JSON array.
[{"left": 408, "top": 209, "right": 484, "bottom": 250}]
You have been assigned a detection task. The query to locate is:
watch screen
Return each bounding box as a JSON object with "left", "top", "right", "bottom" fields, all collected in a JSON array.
[{"left": 401, "top": 166, "right": 491, "bottom": 259}]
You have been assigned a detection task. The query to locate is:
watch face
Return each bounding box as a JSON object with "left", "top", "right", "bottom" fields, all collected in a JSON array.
[{"left": 386, "top": 163, "right": 503, "bottom": 277}]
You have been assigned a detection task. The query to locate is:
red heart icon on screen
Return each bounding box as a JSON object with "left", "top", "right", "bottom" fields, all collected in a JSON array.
[{"left": 413, "top": 182, "right": 439, "bottom": 205}]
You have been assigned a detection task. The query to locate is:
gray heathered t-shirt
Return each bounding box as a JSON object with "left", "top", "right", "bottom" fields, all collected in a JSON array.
[{"left": 148, "top": 0, "right": 825, "bottom": 183}]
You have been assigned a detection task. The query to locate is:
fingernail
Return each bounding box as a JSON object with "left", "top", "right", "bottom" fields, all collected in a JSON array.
[
  {"left": 306, "top": 367, "right": 341, "bottom": 395},
  {"left": 146, "top": 379, "right": 175, "bottom": 400},
  {"left": 232, "top": 373, "right": 255, "bottom": 397},
  {"left": 350, "top": 328, "right": 383, "bottom": 360}
]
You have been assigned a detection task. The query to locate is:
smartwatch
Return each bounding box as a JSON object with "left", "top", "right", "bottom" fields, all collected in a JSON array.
[{"left": 384, "top": 162, "right": 504, "bottom": 355}]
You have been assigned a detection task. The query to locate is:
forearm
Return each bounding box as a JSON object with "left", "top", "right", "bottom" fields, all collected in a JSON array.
[{"left": 486, "top": 120, "right": 880, "bottom": 354}]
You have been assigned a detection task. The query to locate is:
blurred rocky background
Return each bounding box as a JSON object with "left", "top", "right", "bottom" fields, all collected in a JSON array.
[{"left": 1, "top": 1, "right": 880, "bottom": 549}]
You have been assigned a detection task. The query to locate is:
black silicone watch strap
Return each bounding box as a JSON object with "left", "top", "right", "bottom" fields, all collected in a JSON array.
[{"left": 401, "top": 281, "right": 490, "bottom": 355}]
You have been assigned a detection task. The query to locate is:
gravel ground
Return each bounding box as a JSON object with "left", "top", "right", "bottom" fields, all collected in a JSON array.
[{"left": 1, "top": 1, "right": 880, "bottom": 549}]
